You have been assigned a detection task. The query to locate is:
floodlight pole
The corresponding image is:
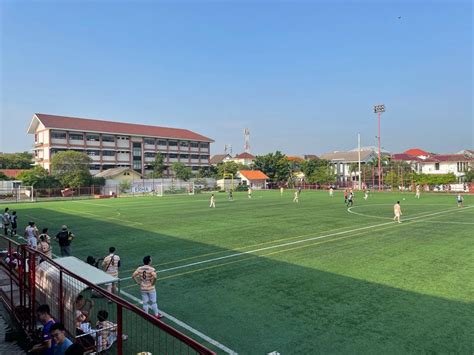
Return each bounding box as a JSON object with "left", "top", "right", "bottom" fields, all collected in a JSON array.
[
  {"left": 358, "top": 133, "right": 361, "bottom": 191},
  {"left": 373, "top": 104, "right": 385, "bottom": 192}
]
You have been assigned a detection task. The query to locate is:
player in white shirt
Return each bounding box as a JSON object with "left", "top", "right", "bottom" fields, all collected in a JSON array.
[
  {"left": 293, "top": 190, "right": 299, "bottom": 203},
  {"left": 210, "top": 194, "right": 216, "bottom": 208},
  {"left": 280, "top": 187, "right": 284, "bottom": 196},
  {"left": 248, "top": 187, "right": 252, "bottom": 199},
  {"left": 415, "top": 185, "right": 421, "bottom": 199},
  {"left": 363, "top": 190, "right": 369, "bottom": 200},
  {"left": 329, "top": 187, "right": 334, "bottom": 197},
  {"left": 393, "top": 201, "right": 402, "bottom": 223},
  {"left": 456, "top": 194, "right": 464, "bottom": 208},
  {"left": 102, "top": 247, "right": 121, "bottom": 294}
]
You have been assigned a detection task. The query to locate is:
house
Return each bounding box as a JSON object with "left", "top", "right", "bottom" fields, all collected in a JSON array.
[
  {"left": 210, "top": 154, "right": 232, "bottom": 166},
  {"left": 236, "top": 170, "right": 269, "bottom": 189},
  {"left": 94, "top": 167, "right": 142, "bottom": 182},
  {"left": 304, "top": 155, "right": 319, "bottom": 160},
  {"left": 27, "top": 113, "right": 214, "bottom": 177},
  {"left": 0, "top": 169, "right": 29, "bottom": 179},
  {"left": 232, "top": 152, "right": 255, "bottom": 166}
]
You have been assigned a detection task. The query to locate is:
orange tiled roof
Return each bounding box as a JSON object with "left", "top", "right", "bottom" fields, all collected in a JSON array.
[
  {"left": 287, "top": 156, "right": 303, "bottom": 161},
  {"left": 0, "top": 169, "right": 28, "bottom": 178},
  {"left": 404, "top": 148, "right": 430, "bottom": 157},
  {"left": 235, "top": 152, "right": 255, "bottom": 159},
  {"left": 238, "top": 170, "right": 269, "bottom": 180}
]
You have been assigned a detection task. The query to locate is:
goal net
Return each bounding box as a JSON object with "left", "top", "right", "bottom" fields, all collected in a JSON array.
[{"left": 0, "top": 186, "right": 34, "bottom": 203}]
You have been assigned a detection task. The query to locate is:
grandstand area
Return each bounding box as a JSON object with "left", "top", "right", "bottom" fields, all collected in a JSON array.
[{"left": 4, "top": 190, "right": 474, "bottom": 353}]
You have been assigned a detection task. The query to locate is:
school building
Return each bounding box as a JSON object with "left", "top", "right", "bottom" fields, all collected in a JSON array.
[{"left": 27, "top": 113, "right": 214, "bottom": 176}]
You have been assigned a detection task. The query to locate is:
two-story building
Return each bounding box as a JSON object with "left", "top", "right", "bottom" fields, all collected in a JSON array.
[{"left": 27, "top": 113, "right": 214, "bottom": 176}]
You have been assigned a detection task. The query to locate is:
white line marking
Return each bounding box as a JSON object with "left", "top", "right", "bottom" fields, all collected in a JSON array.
[
  {"left": 119, "top": 289, "right": 237, "bottom": 354},
  {"left": 119, "top": 206, "right": 473, "bottom": 281}
]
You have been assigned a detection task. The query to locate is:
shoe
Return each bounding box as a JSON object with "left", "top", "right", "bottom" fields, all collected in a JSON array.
[{"left": 156, "top": 313, "right": 163, "bottom": 319}]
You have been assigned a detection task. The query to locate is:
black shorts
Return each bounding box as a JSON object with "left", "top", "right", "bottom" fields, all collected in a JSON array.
[{"left": 11, "top": 223, "right": 17, "bottom": 229}]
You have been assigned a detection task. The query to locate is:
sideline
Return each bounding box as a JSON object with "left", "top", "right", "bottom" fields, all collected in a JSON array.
[{"left": 119, "top": 289, "right": 237, "bottom": 355}]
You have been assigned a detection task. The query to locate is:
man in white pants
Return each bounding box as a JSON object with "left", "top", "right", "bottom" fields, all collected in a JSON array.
[
  {"left": 293, "top": 190, "right": 299, "bottom": 203},
  {"left": 102, "top": 246, "right": 120, "bottom": 294},
  {"left": 415, "top": 185, "right": 421, "bottom": 199},
  {"left": 132, "top": 256, "right": 162, "bottom": 318},
  {"left": 210, "top": 194, "right": 216, "bottom": 208},
  {"left": 393, "top": 201, "right": 402, "bottom": 223}
]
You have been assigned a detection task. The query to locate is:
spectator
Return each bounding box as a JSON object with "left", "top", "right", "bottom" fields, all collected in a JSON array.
[
  {"left": 38, "top": 228, "right": 52, "bottom": 259},
  {"left": 10, "top": 211, "right": 18, "bottom": 237},
  {"left": 2, "top": 207, "right": 10, "bottom": 236},
  {"left": 25, "top": 222, "right": 39, "bottom": 249},
  {"left": 49, "top": 323, "right": 73, "bottom": 355},
  {"left": 28, "top": 304, "right": 56, "bottom": 354},
  {"left": 55, "top": 225, "right": 74, "bottom": 257},
  {"left": 74, "top": 311, "right": 95, "bottom": 350},
  {"left": 75, "top": 295, "right": 93, "bottom": 320},
  {"left": 102, "top": 247, "right": 120, "bottom": 294},
  {"left": 96, "top": 310, "right": 127, "bottom": 352}
]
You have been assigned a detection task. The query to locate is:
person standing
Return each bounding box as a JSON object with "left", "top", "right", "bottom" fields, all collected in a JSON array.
[
  {"left": 228, "top": 189, "right": 233, "bottom": 201},
  {"left": 293, "top": 190, "right": 299, "bottom": 203},
  {"left": 55, "top": 225, "right": 75, "bottom": 257},
  {"left": 415, "top": 185, "right": 421, "bottom": 199},
  {"left": 248, "top": 187, "right": 252, "bottom": 199},
  {"left": 24, "top": 221, "right": 39, "bottom": 245},
  {"left": 2, "top": 207, "right": 10, "bottom": 236},
  {"left": 343, "top": 190, "right": 348, "bottom": 204},
  {"left": 280, "top": 186, "right": 284, "bottom": 196},
  {"left": 132, "top": 256, "right": 162, "bottom": 318},
  {"left": 347, "top": 192, "right": 354, "bottom": 207},
  {"left": 329, "top": 187, "right": 334, "bottom": 197},
  {"left": 393, "top": 201, "right": 402, "bottom": 223},
  {"left": 457, "top": 194, "right": 464, "bottom": 207},
  {"left": 209, "top": 194, "right": 216, "bottom": 208},
  {"left": 102, "top": 247, "right": 120, "bottom": 294},
  {"left": 38, "top": 229, "right": 53, "bottom": 260},
  {"left": 10, "top": 211, "right": 18, "bottom": 237}
]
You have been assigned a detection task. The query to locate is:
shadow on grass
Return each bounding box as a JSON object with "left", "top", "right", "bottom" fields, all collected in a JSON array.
[{"left": 9, "top": 206, "right": 474, "bottom": 354}]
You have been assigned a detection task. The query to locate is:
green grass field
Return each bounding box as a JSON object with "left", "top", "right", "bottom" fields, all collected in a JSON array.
[{"left": 6, "top": 190, "right": 474, "bottom": 354}]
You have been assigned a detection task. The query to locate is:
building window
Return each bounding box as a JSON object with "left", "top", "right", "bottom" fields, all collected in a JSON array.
[
  {"left": 117, "top": 136, "right": 129, "bottom": 140},
  {"left": 86, "top": 134, "right": 100, "bottom": 141},
  {"left": 169, "top": 153, "right": 177, "bottom": 159},
  {"left": 51, "top": 131, "right": 66, "bottom": 139},
  {"left": 144, "top": 138, "right": 155, "bottom": 145},
  {"left": 190, "top": 142, "right": 199, "bottom": 148},
  {"left": 102, "top": 151, "right": 115, "bottom": 157},
  {"left": 435, "top": 163, "right": 440, "bottom": 170},
  {"left": 133, "top": 161, "right": 141, "bottom": 170},
  {"left": 69, "top": 133, "right": 84, "bottom": 141},
  {"left": 144, "top": 152, "right": 155, "bottom": 158},
  {"left": 200, "top": 142, "right": 209, "bottom": 149},
  {"left": 87, "top": 150, "right": 101, "bottom": 156},
  {"left": 192, "top": 166, "right": 200, "bottom": 171},
  {"left": 200, "top": 155, "right": 209, "bottom": 160},
  {"left": 191, "top": 154, "right": 200, "bottom": 159},
  {"left": 179, "top": 141, "right": 189, "bottom": 147},
  {"left": 180, "top": 154, "right": 189, "bottom": 159},
  {"left": 102, "top": 164, "right": 116, "bottom": 170},
  {"left": 157, "top": 140, "right": 167, "bottom": 146},
  {"left": 102, "top": 135, "right": 115, "bottom": 142},
  {"left": 168, "top": 141, "right": 178, "bottom": 146}
]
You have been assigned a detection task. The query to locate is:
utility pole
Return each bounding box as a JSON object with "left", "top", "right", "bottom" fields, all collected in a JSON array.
[{"left": 373, "top": 104, "right": 385, "bottom": 191}]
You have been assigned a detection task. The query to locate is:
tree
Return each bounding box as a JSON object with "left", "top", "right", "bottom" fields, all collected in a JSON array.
[
  {"left": 217, "top": 161, "right": 247, "bottom": 178},
  {"left": 301, "top": 159, "right": 335, "bottom": 184},
  {"left": 171, "top": 162, "right": 192, "bottom": 181},
  {"left": 197, "top": 166, "right": 218, "bottom": 178},
  {"left": 50, "top": 151, "right": 92, "bottom": 188},
  {"left": 149, "top": 153, "right": 166, "bottom": 178},
  {"left": 253, "top": 151, "right": 290, "bottom": 184},
  {"left": 464, "top": 167, "right": 474, "bottom": 182},
  {"left": 17, "top": 166, "right": 60, "bottom": 188},
  {"left": 0, "top": 172, "right": 11, "bottom": 180},
  {"left": 0, "top": 152, "right": 34, "bottom": 169}
]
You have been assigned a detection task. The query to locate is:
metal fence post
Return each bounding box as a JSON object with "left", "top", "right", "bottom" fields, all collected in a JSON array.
[
  {"left": 59, "top": 269, "right": 64, "bottom": 324},
  {"left": 117, "top": 304, "right": 123, "bottom": 355}
]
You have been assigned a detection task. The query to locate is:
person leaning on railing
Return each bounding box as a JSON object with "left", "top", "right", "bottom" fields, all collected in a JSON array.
[{"left": 55, "top": 225, "right": 75, "bottom": 257}]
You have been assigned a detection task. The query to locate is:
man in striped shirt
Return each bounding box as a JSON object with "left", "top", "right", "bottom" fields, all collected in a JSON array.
[
  {"left": 102, "top": 247, "right": 120, "bottom": 294},
  {"left": 132, "top": 256, "right": 162, "bottom": 319}
]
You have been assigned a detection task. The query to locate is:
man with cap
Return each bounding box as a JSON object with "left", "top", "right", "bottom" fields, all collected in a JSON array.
[{"left": 55, "top": 225, "right": 75, "bottom": 256}]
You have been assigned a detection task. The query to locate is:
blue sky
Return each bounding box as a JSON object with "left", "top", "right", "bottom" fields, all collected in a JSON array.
[{"left": 0, "top": 0, "right": 472, "bottom": 155}]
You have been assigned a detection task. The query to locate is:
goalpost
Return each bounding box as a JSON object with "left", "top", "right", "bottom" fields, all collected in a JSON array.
[{"left": 0, "top": 186, "right": 34, "bottom": 203}]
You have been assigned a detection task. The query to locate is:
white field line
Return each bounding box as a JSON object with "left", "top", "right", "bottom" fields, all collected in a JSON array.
[
  {"left": 119, "top": 206, "right": 472, "bottom": 281},
  {"left": 119, "top": 289, "right": 237, "bottom": 355}
]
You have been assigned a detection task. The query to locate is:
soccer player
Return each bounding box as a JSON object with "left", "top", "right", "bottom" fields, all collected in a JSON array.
[
  {"left": 363, "top": 190, "right": 369, "bottom": 200},
  {"left": 228, "top": 189, "right": 233, "bottom": 201},
  {"left": 248, "top": 187, "right": 252, "bottom": 199},
  {"left": 210, "top": 193, "right": 216, "bottom": 208},
  {"left": 329, "top": 187, "right": 334, "bottom": 197},
  {"left": 132, "top": 255, "right": 162, "bottom": 318},
  {"left": 280, "top": 186, "right": 284, "bottom": 196},
  {"left": 347, "top": 192, "right": 354, "bottom": 207},
  {"left": 10, "top": 211, "right": 17, "bottom": 237},
  {"left": 2, "top": 207, "right": 10, "bottom": 236},
  {"left": 393, "top": 201, "right": 402, "bottom": 223},
  {"left": 343, "top": 190, "right": 348, "bottom": 204},
  {"left": 415, "top": 185, "right": 421, "bottom": 199},
  {"left": 457, "top": 194, "right": 464, "bottom": 207},
  {"left": 293, "top": 190, "right": 299, "bottom": 203},
  {"left": 102, "top": 247, "right": 120, "bottom": 294}
]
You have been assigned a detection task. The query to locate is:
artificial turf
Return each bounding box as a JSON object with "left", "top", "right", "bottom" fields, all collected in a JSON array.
[{"left": 4, "top": 190, "right": 473, "bottom": 354}]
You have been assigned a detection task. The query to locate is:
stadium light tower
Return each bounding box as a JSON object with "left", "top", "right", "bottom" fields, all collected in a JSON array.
[{"left": 373, "top": 104, "right": 385, "bottom": 191}]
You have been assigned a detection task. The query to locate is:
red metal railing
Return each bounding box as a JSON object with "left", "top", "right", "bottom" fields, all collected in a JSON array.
[{"left": 0, "top": 235, "right": 215, "bottom": 354}]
